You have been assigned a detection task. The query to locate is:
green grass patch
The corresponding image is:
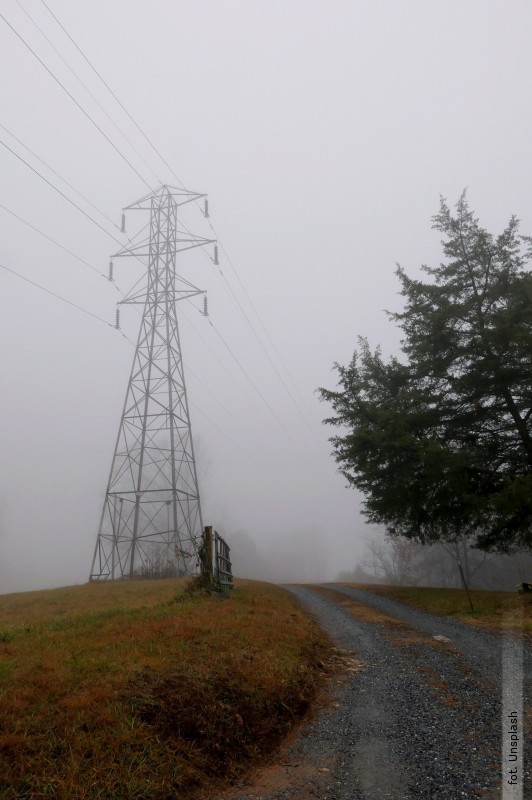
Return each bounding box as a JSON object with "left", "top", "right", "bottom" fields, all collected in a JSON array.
[
  {"left": 346, "top": 584, "right": 532, "bottom": 632},
  {"left": 0, "top": 578, "right": 329, "bottom": 799}
]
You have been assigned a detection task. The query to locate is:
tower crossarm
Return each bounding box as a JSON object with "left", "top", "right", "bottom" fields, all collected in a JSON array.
[
  {"left": 119, "top": 288, "right": 205, "bottom": 305},
  {"left": 111, "top": 235, "right": 215, "bottom": 259},
  {"left": 123, "top": 185, "right": 207, "bottom": 211}
]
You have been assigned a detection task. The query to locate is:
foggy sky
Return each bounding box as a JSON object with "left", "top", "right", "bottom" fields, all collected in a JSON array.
[{"left": 1, "top": 0, "right": 531, "bottom": 593}]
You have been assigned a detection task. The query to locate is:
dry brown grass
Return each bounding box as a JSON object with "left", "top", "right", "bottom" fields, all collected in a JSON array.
[
  {"left": 0, "top": 577, "right": 188, "bottom": 630},
  {"left": 342, "top": 584, "right": 532, "bottom": 633},
  {"left": 313, "top": 586, "right": 454, "bottom": 651},
  {"left": 0, "top": 578, "right": 329, "bottom": 799}
]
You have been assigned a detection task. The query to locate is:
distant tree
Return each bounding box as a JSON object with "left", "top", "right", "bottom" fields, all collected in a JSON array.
[
  {"left": 363, "top": 533, "right": 426, "bottom": 586},
  {"left": 320, "top": 194, "right": 532, "bottom": 553},
  {"left": 338, "top": 535, "right": 531, "bottom": 590}
]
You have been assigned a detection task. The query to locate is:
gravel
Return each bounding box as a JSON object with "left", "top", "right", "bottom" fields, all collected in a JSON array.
[
  {"left": 226, "top": 585, "right": 531, "bottom": 800},
  {"left": 325, "top": 583, "right": 532, "bottom": 693}
]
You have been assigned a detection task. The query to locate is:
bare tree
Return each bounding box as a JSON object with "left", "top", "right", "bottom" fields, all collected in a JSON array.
[{"left": 363, "top": 533, "right": 426, "bottom": 585}]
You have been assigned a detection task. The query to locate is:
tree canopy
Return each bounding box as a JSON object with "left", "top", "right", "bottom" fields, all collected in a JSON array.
[{"left": 320, "top": 194, "right": 532, "bottom": 552}]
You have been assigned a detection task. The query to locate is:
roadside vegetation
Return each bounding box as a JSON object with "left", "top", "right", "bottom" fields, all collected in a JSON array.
[
  {"left": 346, "top": 583, "right": 532, "bottom": 633},
  {"left": 0, "top": 578, "right": 329, "bottom": 799}
]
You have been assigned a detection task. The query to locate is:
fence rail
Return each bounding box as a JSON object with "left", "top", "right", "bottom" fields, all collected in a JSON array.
[
  {"left": 199, "top": 526, "right": 233, "bottom": 589},
  {"left": 214, "top": 531, "right": 233, "bottom": 589}
]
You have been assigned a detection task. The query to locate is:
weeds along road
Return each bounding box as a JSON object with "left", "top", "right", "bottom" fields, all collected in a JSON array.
[{"left": 226, "top": 584, "right": 531, "bottom": 800}]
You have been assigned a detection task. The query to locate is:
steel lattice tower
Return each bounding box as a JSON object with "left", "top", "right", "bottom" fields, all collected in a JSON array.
[{"left": 90, "top": 185, "right": 214, "bottom": 580}]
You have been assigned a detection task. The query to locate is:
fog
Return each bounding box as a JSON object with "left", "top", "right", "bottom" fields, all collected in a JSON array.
[{"left": 1, "top": 1, "right": 531, "bottom": 594}]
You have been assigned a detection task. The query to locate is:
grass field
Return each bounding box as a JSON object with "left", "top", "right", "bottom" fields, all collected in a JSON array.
[
  {"left": 347, "top": 584, "right": 532, "bottom": 633},
  {"left": 0, "top": 578, "right": 329, "bottom": 800}
]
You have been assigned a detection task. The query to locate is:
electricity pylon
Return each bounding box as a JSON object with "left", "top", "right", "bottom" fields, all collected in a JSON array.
[{"left": 90, "top": 185, "right": 214, "bottom": 580}]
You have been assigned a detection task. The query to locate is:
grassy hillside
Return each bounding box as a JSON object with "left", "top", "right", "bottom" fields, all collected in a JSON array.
[
  {"left": 0, "top": 578, "right": 329, "bottom": 800},
  {"left": 347, "top": 584, "right": 532, "bottom": 632}
]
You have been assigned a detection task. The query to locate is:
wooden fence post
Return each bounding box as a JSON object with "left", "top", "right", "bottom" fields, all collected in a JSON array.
[{"left": 201, "top": 526, "right": 213, "bottom": 582}]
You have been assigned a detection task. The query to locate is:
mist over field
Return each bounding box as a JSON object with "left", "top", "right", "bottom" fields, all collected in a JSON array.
[{"left": 1, "top": 1, "right": 532, "bottom": 594}]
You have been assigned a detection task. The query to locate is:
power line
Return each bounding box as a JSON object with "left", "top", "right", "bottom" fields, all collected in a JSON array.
[
  {"left": 0, "top": 121, "right": 119, "bottom": 231},
  {"left": 0, "top": 260, "right": 113, "bottom": 327},
  {"left": 107, "top": 298, "right": 273, "bottom": 462},
  {"left": 210, "top": 247, "right": 316, "bottom": 433},
  {"left": 215, "top": 229, "right": 316, "bottom": 419},
  {"left": 186, "top": 366, "right": 278, "bottom": 465},
  {"left": 207, "top": 317, "right": 306, "bottom": 450},
  {"left": 206, "top": 315, "right": 343, "bottom": 498},
  {"left": 0, "top": 123, "right": 157, "bottom": 281},
  {"left": 0, "top": 10, "right": 152, "bottom": 190},
  {"left": 184, "top": 351, "right": 254, "bottom": 432},
  {"left": 39, "top": 0, "right": 186, "bottom": 190},
  {"left": 0, "top": 5, "right": 325, "bottom": 485},
  {"left": 2, "top": 204, "right": 338, "bottom": 502},
  {"left": 170, "top": 204, "right": 319, "bottom": 436},
  {"left": 22, "top": 2, "right": 323, "bottom": 469},
  {"left": 37, "top": 0, "right": 315, "bottom": 436},
  {"left": 187, "top": 400, "right": 251, "bottom": 458},
  {"left": 14, "top": 0, "right": 162, "bottom": 187},
  {"left": 0, "top": 127, "right": 162, "bottom": 287},
  {"left": 180, "top": 301, "right": 270, "bottom": 418},
  {"left": 0, "top": 259, "right": 249, "bottom": 460},
  {"left": 2, "top": 261, "right": 341, "bottom": 500},
  {"left": 0, "top": 199, "right": 111, "bottom": 283},
  {"left": 0, "top": 135, "right": 152, "bottom": 296},
  {"left": 180, "top": 216, "right": 319, "bottom": 435},
  {"left": 0, "top": 135, "right": 122, "bottom": 243},
  {"left": 181, "top": 222, "right": 320, "bottom": 440},
  {"left": 36, "top": 1, "right": 316, "bottom": 438},
  {"left": 121, "top": 333, "right": 270, "bottom": 466}
]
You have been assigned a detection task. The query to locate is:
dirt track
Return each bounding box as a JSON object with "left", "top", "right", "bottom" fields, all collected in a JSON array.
[{"left": 223, "top": 584, "right": 530, "bottom": 800}]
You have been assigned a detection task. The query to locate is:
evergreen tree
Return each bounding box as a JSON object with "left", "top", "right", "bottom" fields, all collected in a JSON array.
[{"left": 320, "top": 194, "right": 532, "bottom": 551}]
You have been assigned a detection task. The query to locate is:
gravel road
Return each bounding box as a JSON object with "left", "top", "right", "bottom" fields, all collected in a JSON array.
[{"left": 226, "top": 584, "right": 530, "bottom": 800}]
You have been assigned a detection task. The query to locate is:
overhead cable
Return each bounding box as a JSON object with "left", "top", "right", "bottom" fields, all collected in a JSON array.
[
  {"left": 37, "top": 1, "right": 315, "bottom": 435},
  {"left": 0, "top": 121, "right": 118, "bottom": 230},
  {"left": 14, "top": 0, "right": 162, "bottom": 187},
  {"left": 0, "top": 136, "right": 122, "bottom": 243},
  {"left": 0, "top": 261, "right": 247, "bottom": 457},
  {"left": 0, "top": 260, "right": 113, "bottom": 327},
  {"left": 207, "top": 318, "right": 306, "bottom": 451},
  {"left": 39, "top": 0, "right": 185, "bottom": 190},
  {"left": 0, "top": 200, "right": 111, "bottom": 282},
  {"left": 215, "top": 231, "right": 316, "bottom": 419},
  {"left": 0, "top": 10, "right": 153, "bottom": 190},
  {"left": 210, "top": 249, "right": 316, "bottom": 433},
  {"left": 180, "top": 301, "right": 269, "bottom": 422}
]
